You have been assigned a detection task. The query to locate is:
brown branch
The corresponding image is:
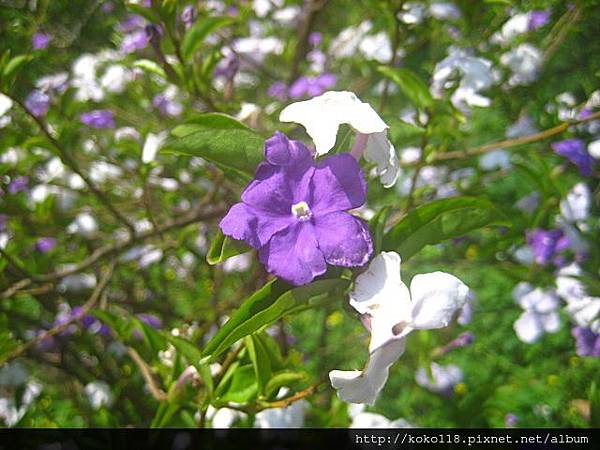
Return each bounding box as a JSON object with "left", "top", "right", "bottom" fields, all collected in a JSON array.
[
  {"left": 4, "top": 92, "right": 135, "bottom": 234},
  {"left": 127, "top": 347, "right": 167, "bottom": 402},
  {"left": 0, "top": 261, "right": 116, "bottom": 367},
  {"left": 427, "top": 110, "right": 600, "bottom": 163}
]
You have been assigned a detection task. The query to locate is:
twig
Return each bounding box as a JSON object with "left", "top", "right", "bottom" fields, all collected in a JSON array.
[
  {"left": 543, "top": 4, "right": 582, "bottom": 63},
  {"left": 425, "top": 110, "right": 600, "bottom": 163},
  {"left": 0, "top": 261, "right": 115, "bottom": 367},
  {"left": 4, "top": 92, "right": 135, "bottom": 234},
  {"left": 0, "top": 247, "right": 31, "bottom": 278},
  {"left": 256, "top": 381, "right": 322, "bottom": 411},
  {"left": 127, "top": 346, "right": 167, "bottom": 402}
]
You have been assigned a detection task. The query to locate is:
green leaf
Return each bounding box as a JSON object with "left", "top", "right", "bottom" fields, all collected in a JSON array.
[
  {"left": 382, "top": 197, "right": 508, "bottom": 260},
  {"left": 387, "top": 118, "right": 426, "bottom": 145},
  {"left": 377, "top": 66, "right": 433, "bottom": 109},
  {"left": 133, "top": 59, "right": 167, "bottom": 79},
  {"left": 164, "top": 334, "right": 214, "bottom": 398},
  {"left": 181, "top": 17, "right": 235, "bottom": 61},
  {"left": 369, "top": 206, "right": 391, "bottom": 255},
  {"left": 133, "top": 317, "right": 167, "bottom": 354},
  {"left": 218, "top": 364, "right": 258, "bottom": 403},
  {"left": 265, "top": 371, "right": 307, "bottom": 398},
  {"left": 245, "top": 334, "right": 272, "bottom": 395},
  {"left": 2, "top": 55, "right": 33, "bottom": 89},
  {"left": 126, "top": 3, "right": 162, "bottom": 23},
  {"left": 207, "top": 230, "right": 251, "bottom": 265},
  {"left": 203, "top": 278, "right": 348, "bottom": 361},
  {"left": 167, "top": 113, "right": 264, "bottom": 180}
]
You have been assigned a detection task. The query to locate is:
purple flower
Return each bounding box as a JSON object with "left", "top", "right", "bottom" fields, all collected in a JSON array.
[
  {"left": 505, "top": 413, "right": 519, "bottom": 428},
  {"left": 551, "top": 138, "right": 596, "bottom": 177},
  {"left": 32, "top": 33, "right": 51, "bottom": 50},
  {"left": 72, "top": 306, "right": 111, "bottom": 336},
  {"left": 137, "top": 313, "right": 162, "bottom": 329},
  {"left": 214, "top": 56, "right": 239, "bottom": 80},
  {"left": 526, "top": 228, "right": 570, "bottom": 266},
  {"left": 119, "top": 15, "right": 145, "bottom": 33},
  {"left": 36, "top": 237, "right": 57, "bottom": 253},
  {"left": 528, "top": 10, "right": 551, "bottom": 30},
  {"left": 220, "top": 132, "right": 373, "bottom": 285},
  {"left": 153, "top": 93, "right": 182, "bottom": 117},
  {"left": 288, "top": 73, "right": 336, "bottom": 99},
  {"left": 101, "top": 1, "right": 115, "bottom": 13},
  {"left": 8, "top": 176, "right": 29, "bottom": 194},
  {"left": 572, "top": 327, "right": 600, "bottom": 357},
  {"left": 267, "top": 81, "right": 288, "bottom": 101},
  {"left": 308, "top": 32, "right": 322, "bottom": 47},
  {"left": 120, "top": 29, "right": 151, "bottom": 53},
  {"left": 25, "top": 90, "right": 50, "bottom": 117},
  {"left": 80, "top": 110, "right": 116, "bottom": 128},
  {"left": 181, "top": 5, "right": 197, "bottom": 27},
  {"left": 578, "top": 107, "right": 592, "bottom": 120}
]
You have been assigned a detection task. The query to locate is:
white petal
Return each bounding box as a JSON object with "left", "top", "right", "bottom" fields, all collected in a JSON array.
[
  {"left": 409, "top": 272, "right": 470, "bottom": 330},
  {"left": 142, "top": 132, "right": 167, "bottom": 164},
  {"left": 350, "top": 412, "right": 394, "bottom": 428},
  {"left": 279, "top": 91, "right": 388, "bottom": 155},
  {"left": 566, "top": 297, "right": 600, "bottom": 329},
  {"left": 350, "top": 251, "right": 412, "bottom": 351},
  {"left": 540, "top": 312, "right": 561, "bottom": 334},
  {"left": 415, "top": 362, "right": 463, "bottom": 393},
  {"left": 560, "top": 182, "right": 591, "bottom": 223},
  {"left": 329, "top": 338, "right": 406, "bottom": 405},
  {"left": 513, "top": 311, "right": 543, "bottom": 343},
  {"left": 364, "top": 132, "right": 399, "bottom": 188}
]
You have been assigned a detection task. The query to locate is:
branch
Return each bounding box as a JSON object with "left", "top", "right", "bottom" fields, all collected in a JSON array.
[
  {"left": 127, "top": 347, "right": 167, "bottom": 402},
  {"left": 0, "top": 261, "right": 116, "bottom": 367},
  {"left": 427, "top": 110, "right": 600, "bottom": 163},
  {"left": 5, "top": 92, "right": 135, "bottom": 234}
]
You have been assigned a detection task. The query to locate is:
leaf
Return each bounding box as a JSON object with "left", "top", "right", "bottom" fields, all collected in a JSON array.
[
  {"left": 369, "top": 206, "right": 391, "bottom": 255},
  {"left": 207, "top": 230, "right": 251, "bottom": 265},
  {"left": 245, "top": 334, "right": 272, "bottom": 395},
  {"left": 132, "top": 317, "right": 167, "bottom": 354},
  {"left": 382, "top": 197, "right": 508, "bottom": 260},
  {"left": 133, "top": 59, "right": 167, "bottom": 79},
  {"left": 387, "top": 118, "right": 426, "bottom": 145},
  {"left": 166, "top": 113, "right": 264, "bottom": 180},
  {"left": 265, "top": 371, "right": 307, "bottom": 398},
  {"left": 218, "top": 364, "right": 258, "bottom": 403},
  {"left": 164, "top": 334, "right": 214, "bottom": 398},
  {"left": 377, "top": 66, "right": 433, "bottom": 110},
  {"left": 181, "top": 17, "right": 235, "bottom": 61},
  {"left": 203, "top": 278, "right": 347, "bottom": 361},
  {"left": 126, "top": 3, "right": 162, "bottom": 23},
  {"left": 2, "top": 55, "right": 33, "bottom": 89}
]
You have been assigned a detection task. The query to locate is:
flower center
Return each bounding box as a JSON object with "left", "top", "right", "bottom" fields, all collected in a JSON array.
[{"left": 291, "top": 201, "right": 312, "bottom": 221}]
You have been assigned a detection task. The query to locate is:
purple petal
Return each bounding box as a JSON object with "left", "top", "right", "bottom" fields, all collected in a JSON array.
[
  {"left": 310, "top": 153, "right": 367, "bottom": 214},
  {"left": 314, "top": 212, "right": 372, "bottom": 267},
  {"left": 259, "top": 222, "right": 326, "bottom": 285},
  {"left": 219, "top": 202, "right": 291, "bottom": 249},
  {"left": 552, "top": 138, "right": 595, "bottom": 177}
]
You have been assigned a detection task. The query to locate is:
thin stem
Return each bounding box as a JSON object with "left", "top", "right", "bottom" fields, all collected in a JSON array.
[{"left": 127, "top": 347, "right": 167, "bottom": 402}]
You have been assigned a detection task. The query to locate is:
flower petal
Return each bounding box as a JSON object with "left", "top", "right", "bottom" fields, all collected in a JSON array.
[
  {"left": 409, "top": 272, "right": 470, "bottom": 330},
  {"left": 364, "top": 132, "right": 399, "bottom": 188},
  {"left": 258, "top": 221, "right": 326, "bottom": 285},
  {"left": 314, "top": 212, "right": 372, "bottom": 268},
  {"left": 279, "top": 91, "right": 388, "bottom": 155},
  {"left": 219, "top": 203, "right": 292, "bottom": 249},
  {"left": 310, "top": 153, "right": 367, "bottom": 214},
  {"left": 329, "top": 338, "right": 406, "bottom": 405},
  {"left": 514, "top": 310, "right": 543, "bottom": 343}
]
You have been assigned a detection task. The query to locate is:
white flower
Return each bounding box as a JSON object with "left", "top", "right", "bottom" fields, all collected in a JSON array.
[
  {"left": 67, "top": 212, "right": 98, "bottom": 237},
  {"left": 429, "top": 3, "right": 461, "bottom": 20},
  {"left": 279, "top": 91, "right": 399, "bottom": 187},
  {"left": 490, "top": 13, "right": 530, "bottom": 46},
  {"left": 500, "top": 44, "right": 542, "bottom": 86},
  {"left": 100, "top": 65, "right": 131, "bottom": 94},
  {"left": 221, "top": 253, "right": 253, "bottom": 273},
  {"left": 58, "top": 272, "right": 97, "bottom": 293},
  {"left": 415, "top": 362, "right": 463, "bottom": 394},
  {"left": 207, "top": 406, "right": 246, "bottom": 428},
  {"left": 85, "top": 381, "right": 113, "bottom": 410},
  {"left": 358, "top": 32, "right": 392, "bottom": 63},
  {"left": 560, "top": 183, "right": 591, "bottom": 223},
  {"left": 431, "top": 47, "right": 495, "bottom": 111},
  {"left": 0, "top": 381, "right": 41, "bottom": 427},
  {"left": 399, "top": 2, "right": 426, "bottom": 24},
  {"left": 512, "top": 282, "right": 560, "bottom": 343},
  {"left": 89, "top": 161, "right": 123, "bottom": 184},
  {"left": 479, "top": 149, "right": 511, "bottom": 171},
  {"left": 329, "top": 251, "right": 469, "bottom": 404},
  {"left": 329, "top": 22, "right": 373, "bottom": 59},
  {"left": 254, "top": 399, "right": 308, "bottom": 428},
  {"left": 588, "top": 139, "right": 600, "bottom": 159},
  {"left": 350, "top": 410, "right": 413, "bottom": 428},
  {"left": 556, "top": 263, "right": 600, "bottom": 333},
  {"left": 0, "top": 93, "right": 13, "bottom": 116},
  {"left": 142, "top": 132, "right": 167, "bottom": 164}
]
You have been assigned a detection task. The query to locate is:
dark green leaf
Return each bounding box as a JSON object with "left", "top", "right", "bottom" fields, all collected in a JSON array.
[
  {"left": 181, "top": 17, "right": 235, "bottom": 61},
  {"left": 245, "top": 334, "right": 272, "bottom": 395},
  {"left": 377, "top": 66, "right": 433, "bottom": 109},
  {"left": 2, "top": 55, "right": 33, "bottom": 89},
  {"left": 382, "top": 197, "right": 508, "bottom": 260},
  {"left": 203, "top": 278, "right": 348, "bottom": 361},
  {"left": 164, "top": 334, "right": 214, "bottom": 398},
  {"left": 207, "top": 230, "right": 251, "bottom": 265}
]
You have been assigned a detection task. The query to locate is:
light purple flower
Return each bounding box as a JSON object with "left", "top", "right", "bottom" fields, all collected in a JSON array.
[
  {"left": 8, "top": 176, "right": 29, "bottom": 194},
  {"left": 36, "top": 237, "right": 57, "bottom": 253},
  {"left": 119, "top": 15, "right": 145, "bottom": 33},
  {"left": 288, "top": 73, "right": 337, "bottom": 99},
  {"left": 505, "top": 413, "right": 519, "bottom": 427},
  {"left": 308, "top": 32, "right": 322, "bottom": 47},
  {"left": 121, "top": 29, "right": 151, "bottom": 54},
  {"left": 551, "top": 138, "right": 596, "bottom": 177},
  {"left": 528, "top": 10, "right": 551, "bottom": 30},
  {"left": 220, "top": 132, "right": 373, "bottom": 285},
  {"left": 80, "top": 110, "right": 116, "bottom": 128},
  {"left": 25, "top": 90, "right": 50, "bottom": 117},
  {"left": 71, "top": 306, "right": 111, "bottom": 336},
  {"left": 153, "top": 93, "right": 182, "bottom": 117},
  {"left": 137, "top": 313, "right": 162, "bottom": 329},
  {"left": 181, "top": 5, "right": 197, "bottom": 27},
  {"left": 526, "top": 228, "right": 570, "bottom": 266},
  {"left": 572, "top": 327, "right": 600, "bottom": 357},
  {"left": 267, "top": 81, "right": 288, "bottom": 101},
  {"left": 214, "top": 56, "right": 239, "bottom": 80},
  {"left": 32, "top": 33, "right": 51, "bottom": 50},
  {"left": 101, "top": 1, "right": 114, "bottom": 13}
]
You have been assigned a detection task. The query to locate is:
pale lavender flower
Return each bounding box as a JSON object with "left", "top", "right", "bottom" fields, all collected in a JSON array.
[
  {"left": 8, "top": 176, "right": 29, "bottom": 194},
  {"left": 528, "top": 10, "right": 551, "bottom": 30},
  {"left": 137, "top": 313, "right": 162, "bottom": 329},
  {"left": 505, "top": 413, "right": 519, "bottom": 427},
  {"left": 121, "top": 29, "right": 151, "bottom": 54},
  {"left": 35, "top": 237, "right": 57, "bottom": 253},
  {"left": 153, "top": 92, "right": 182, "bottom": 117},
  {"left": 32, "top": 33, "right": 51, "bottom": 50},
  {"left": 80, "top": 110, "right": 116, "bottom": 128},
  {"left": 288, "top": 73, "right": 336, "bottom": 99},
  {"left": 572, "top": 327, "right": 600, "bottom": 357},
  {"left": 119, "top": 15, "right": 145, "bottom": 33},
  {"left": 214, "top": 56, "right": 239, "bottom": 80},
  {"left": 551, "top": 138, "right": 596, "bottom": 177},
  {"left": 181, "top": 5, "right": 197, "bottom": 28},
  {"left": 101, "top": 1, "right": 114, "bottom": 13},
  {"left": 220, "top": 131, "right": 372, "bottom": 285},
  {"left": 267, "top": 81, "right": 288, "bottom": 101},
  {"left": 308, "top": 32, "right": 322, "bottom": 47},
  {"left": 25, "top": 90, "right": 50, "bottom": 117},
  {"left": 526, "top": 228, "right": 570, "bottom": 266}
]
